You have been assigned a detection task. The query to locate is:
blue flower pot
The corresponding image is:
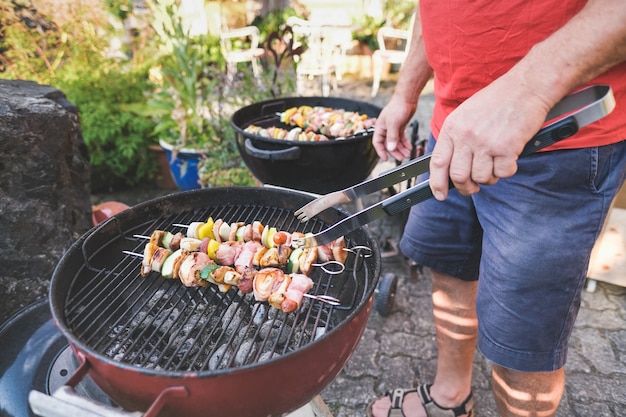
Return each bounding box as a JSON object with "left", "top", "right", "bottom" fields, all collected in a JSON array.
[{"left": 159, "top": 139, "right": 202, "bottom": 191}]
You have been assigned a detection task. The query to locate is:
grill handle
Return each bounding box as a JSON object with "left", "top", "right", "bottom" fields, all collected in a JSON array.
[
  {"left": 29, "top": 388, "right": 143, "bottom": 417},
  {"left": 259, "top": 99, "right": 287, "bottom": 117},
  {"left": 29, "top": 386, "right": 189, "bottom": 417},
  {"left": 244, "top": 138, "right": 302, "bottom": 160},
  {"left": 383, "top": 83, "right": 615, "bottom": 216},
  {"left": 28, "top": 353, "right": 189, "bottom": 417}
]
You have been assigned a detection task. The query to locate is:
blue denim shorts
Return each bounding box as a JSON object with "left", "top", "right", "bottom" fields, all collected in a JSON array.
[{"left": 399, "top": 136, "right": 626, "bottom": 372}]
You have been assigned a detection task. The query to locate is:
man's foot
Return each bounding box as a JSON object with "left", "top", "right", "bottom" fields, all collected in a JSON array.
[
  {"left": 367, "top": 388, "right": 424, "bottom": 417},
  {"left": 366, "top": 385, "right": 474, "bottom": 417}
]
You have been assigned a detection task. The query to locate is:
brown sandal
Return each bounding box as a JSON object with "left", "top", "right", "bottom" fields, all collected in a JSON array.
[
  {"left": 366, "top": 388, "right": 418, "bottom": 417},
  {"left": 418, "top": 384, "right": 474, "bottom": 417},
  {"left": 365, "top": 385, "right": 474, "bottom": 417}
]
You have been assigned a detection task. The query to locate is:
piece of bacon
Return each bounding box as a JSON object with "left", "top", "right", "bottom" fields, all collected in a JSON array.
[
  {"left": 299, "top": 247, "right": 318, "bottom": 276},
  {"left": 317, "top": 244, "right": 333, "bottom": 263},
  {"left": 212, "top": 219, "right": 224, "bottom": 243},
  {"left": 178, "top": 252, "right": 212, "bottom": 287},
  {"left": 277, "top": 244, "right": 292, "bottom": 266},
  {"left": 282, "top": 274, "right": 314, "bottom": 313},
  {"left": 149, "top": 230, "right": 165, "bottom": 247},
  {"left": 252, "top": 246, "right": 268, "bottom": 267},
  {"left": 141, "top": 243, "right": 159, "bottom": 277},
  {"left": 242, "top": 224, "right": 253, "bottom": 242},
  {"left": 252, "top": 221, "right": 264, "bottom": 242},
  {"left": 150, "top": 247, "right": 171, "bottom": 273},
  {"left": 259, "top": 247, "right": 280, "bottom": 268},
  {"left": 229, "top": 221, "right": 244, "bottom": 241},
  {"left": 268, "top": 273, "right": 292, "bottom": 310},
  {"left": 172, "top": 249, "right": 188, "bottom": 279},
  {"left": 235, "top": 241, "right": 262, "bottom": 273},
  {"left": 330, "top": 236, "right": 348, "bottom": 265},
  {"left": 238, "top": 268, "right": 257, "bottom": 294},
  {"left": 215, "top": 241, "right": 243, "bottom": 266},
  {"left": 169, "top": 232, "right": 184, "bottom": 251},
  {"left": 253, "top": 267, "right": 284, "bottom": 302}
]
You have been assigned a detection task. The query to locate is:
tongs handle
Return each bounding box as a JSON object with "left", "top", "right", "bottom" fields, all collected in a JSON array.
[
  {"left": 382, "top": 84, "right": 616, "bottom": 216},
  {"left": 296, "top": 84, "right": 614, "bottom": 222},
  {"left": 295, "top": 84, "right": 615, "bottom": 247},
  {"left": 380, "top": 116, "right": 586, "bottom": 216}
]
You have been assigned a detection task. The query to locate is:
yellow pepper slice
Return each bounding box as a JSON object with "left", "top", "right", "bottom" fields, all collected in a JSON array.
[
  {"left": 282, "top": 107, "right": 298, "bottom": 123},
  {"left": 266, "top": 227, "right": 278, "bottom": 248},
  {"left": 198, "top": 217, "right": 215, "bottom": 239},
  {"left": 206, "top": 239, "right": 221, "bottom": 260},
  {"left": 298, "top": 105, "right": 312, "bottom": 115}
]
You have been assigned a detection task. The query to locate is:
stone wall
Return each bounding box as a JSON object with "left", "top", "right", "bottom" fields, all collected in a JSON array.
[{"left": 0, "top": 79, "right": 92, "bottom": 323}]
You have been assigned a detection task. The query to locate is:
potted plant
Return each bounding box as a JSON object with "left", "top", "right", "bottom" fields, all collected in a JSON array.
[
  {"left": 144, "top": 0, "right": 249, "bottom": 190},
  {"left": 143, "top": 0, "right": 303, "bottom": 189}
]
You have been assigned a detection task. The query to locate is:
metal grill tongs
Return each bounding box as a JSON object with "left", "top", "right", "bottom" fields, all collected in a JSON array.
[{"left": 293, "top": 84, "right": 615, "bottom": 248}]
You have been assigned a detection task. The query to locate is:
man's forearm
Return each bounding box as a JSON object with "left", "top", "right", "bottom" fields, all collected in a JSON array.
[{"left": 507, "top": 0, "right": 626, "bottom": 109}]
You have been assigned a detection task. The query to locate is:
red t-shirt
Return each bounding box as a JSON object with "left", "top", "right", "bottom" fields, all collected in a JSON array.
[{"left": 420, "top": 0, "right": 626, "bottom": 149}]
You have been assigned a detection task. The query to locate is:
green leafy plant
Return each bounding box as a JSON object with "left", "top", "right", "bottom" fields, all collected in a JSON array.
[
  {"left": 1, "top": 0, "right": 300, "bottom": 191},
  {"left": 251, "top": 6, "right": 300, "bottom": 44},
  {"left": 104, "top": 0, "right": 134, "bottom": 21},
  {"left": 384, "top": 1, "right": 417, "bottom": 30},
  {"left": 144, "top": 0, "right": 299, "bottom": 188},
  {"left": 0, "top": 0, "right": 159, "bottom": 191},
  {"left": 143, "top": 0, "right": 254, "bottom": 188},
  {"left": 198, "top": 160, "right": 256, "bottom": 188},
  {"left": 0, "top": 0, "right": 65, "bottom": 83},
  {"left": 350, "top": 1, "right": 414, "bottom": 52},
  {"left": 146, "top": 0, "right": 231, "bottom": 153},
  {"left": 60, "top": 64, "right": 159, "bottom": 191}
]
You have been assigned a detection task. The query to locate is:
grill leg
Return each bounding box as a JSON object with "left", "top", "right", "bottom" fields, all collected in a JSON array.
[
  {"left": 310, "top": 395, "right": 334, "bottom": 417},
  {"left": 287, "top": 395, "right": 334, "bottom": 417}
]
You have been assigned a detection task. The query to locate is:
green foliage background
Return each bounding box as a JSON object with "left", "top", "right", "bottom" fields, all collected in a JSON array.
[
  {"left": 0, "top": 0, "right": 411, "bottom": 191},
  {"left": 0, "top": 0, "right": 159, "bottom": 191},
  {"left": 0, "top": 0, "right": 295, "bottom": 191}
]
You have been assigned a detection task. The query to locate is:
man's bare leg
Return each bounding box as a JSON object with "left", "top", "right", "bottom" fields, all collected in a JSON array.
[
  {"left": 370, "top": 269, "right": 477, "bottom": 417},
  {"left": 492, "top": 365, "right": 565, "bottom": 417}
]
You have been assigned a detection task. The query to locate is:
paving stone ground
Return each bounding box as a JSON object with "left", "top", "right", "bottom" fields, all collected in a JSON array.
[{"left": 321, "top": 204, "right": 626, "bottom": 417}]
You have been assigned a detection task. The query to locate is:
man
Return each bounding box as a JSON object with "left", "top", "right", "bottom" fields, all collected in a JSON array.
[{"left": 367, "top": 0, "right": 626, "bottom": 416}]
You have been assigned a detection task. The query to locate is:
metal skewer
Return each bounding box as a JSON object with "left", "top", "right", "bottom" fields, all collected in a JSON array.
[
  {"left": 312, "top": 261, "right": 344, "bottom": 274},
  {"left": 303, "top": 293, "right": 341, "bottom": 306},
  {"left": 121, "top": 250, "right": 343, "bottom": 307},
  {"left": 131, "top": 235, "right": 347, "bottom": 274}
]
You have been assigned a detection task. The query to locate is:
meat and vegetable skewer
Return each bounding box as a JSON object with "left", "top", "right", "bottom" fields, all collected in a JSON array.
[
  {"left": 244, "top": 125, "right": 331, "bottom": 142},
  {"left": 126, "top": 217, "right": 350, "bottom": 313},
  {"left": 140, "top": 217, "right": 348, "bottom": 275},
  {"left": 126, "top": 245, "right": 339, "bottom": 313},
  {"left": 244, "top": 105, "right": 377, "bottom": 142},
  {"left": 278, "top": 105, "right": 377, "bottom": 137}
]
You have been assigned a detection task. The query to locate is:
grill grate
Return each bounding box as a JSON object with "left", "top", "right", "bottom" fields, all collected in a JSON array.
[{"left": 63, "top": 202, "right": 373, "bottom": 373}]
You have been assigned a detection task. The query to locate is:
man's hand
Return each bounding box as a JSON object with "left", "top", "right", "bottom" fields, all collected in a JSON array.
[
  {"left": 372, "top": 96, "right": 416, "bottom": 162},
  {"left": 429, "top": 79, "right": 552, "bottom": 200}
]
